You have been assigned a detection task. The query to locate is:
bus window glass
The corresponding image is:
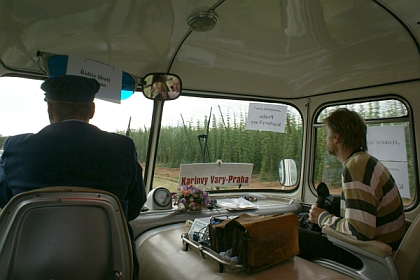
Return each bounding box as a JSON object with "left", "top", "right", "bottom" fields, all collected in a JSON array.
[
  {"left": 151, "top": 96, "right": 303, "bottom": 192},
  {"left": 0, "top": 77, "right": 153, "bottom": 166},
  {"left": 314, "top": 99, "right": 415, "bottom": 206}
]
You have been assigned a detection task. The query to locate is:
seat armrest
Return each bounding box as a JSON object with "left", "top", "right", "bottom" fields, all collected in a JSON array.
[
  {"left": 318, "top": 226, "right": 397, "bottom": 280},
  {"left": 322, "top": 226, "right": 392, "bottom": 258}
]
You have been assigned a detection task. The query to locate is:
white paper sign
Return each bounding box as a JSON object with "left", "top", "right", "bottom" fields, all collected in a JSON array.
[
  {"left": 246, "top": 103, "right": 287, "bottom": 133},
  {"left": 367, "top": 126, "right": 407, "bottom": 161},
  {"left": 367, "top": 125, "right": 410, "bottom": 198},
  {"left": 382, "top": 161, "right": 410, "bottom": 198},
  {"left": 66, "top": 55, "right": 123, "bottom": 103},
  {"left": 179, "top": 163, "right": 253, "bottom": 187}
]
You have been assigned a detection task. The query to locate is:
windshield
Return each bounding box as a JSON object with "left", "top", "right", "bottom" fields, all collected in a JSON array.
[
  {"left": 151, "top": 96, "right": 303, "bottom": 192},
  {"left": 0, "top": 77, "right": 303, "bottom": 193}
]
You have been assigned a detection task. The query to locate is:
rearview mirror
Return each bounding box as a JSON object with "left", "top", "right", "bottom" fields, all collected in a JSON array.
[
  {"left": 142, "top": 73, "right": 182, "bottom": 101},
  {"left": 278, "top": 158, "right": 298, "bottom": 187}
]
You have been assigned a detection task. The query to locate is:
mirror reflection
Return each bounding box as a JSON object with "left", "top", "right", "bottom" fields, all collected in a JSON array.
[
  {"left": 278, "top": 158, "right": 298, "bottom": 187},
  {"left": 142, "top": 73, "right": 181, "bottom": 100}
]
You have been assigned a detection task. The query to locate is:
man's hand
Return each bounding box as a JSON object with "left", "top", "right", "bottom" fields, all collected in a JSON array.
[{"left": 308, "top": 203, "right": 327, "bottom": 225}]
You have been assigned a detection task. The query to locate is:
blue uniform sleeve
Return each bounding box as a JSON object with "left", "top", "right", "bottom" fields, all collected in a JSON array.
[{"left": 126, "top": 148, "right": 146, "bottom": 221}]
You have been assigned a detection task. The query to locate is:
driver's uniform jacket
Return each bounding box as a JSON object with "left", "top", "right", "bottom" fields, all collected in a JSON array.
[{"left": 0, "top": 120, "right": 146, "bottom": 279}]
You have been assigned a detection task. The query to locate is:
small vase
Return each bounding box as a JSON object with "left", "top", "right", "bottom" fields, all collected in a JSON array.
[
  {"left": 183, "top": 201, "right": 203, "bottom": 211},
  {"left": 192, "top": 204, "right": 202, "bottom": 211}
]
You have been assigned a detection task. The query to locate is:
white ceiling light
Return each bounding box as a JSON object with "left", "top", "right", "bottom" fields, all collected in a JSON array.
[{"left": 187, "top": 10, "right": 219, "bottom": 32}]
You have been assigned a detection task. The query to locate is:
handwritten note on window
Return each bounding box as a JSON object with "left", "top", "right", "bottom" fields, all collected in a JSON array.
[{"left": 246, "top": 103, "right": 287, "bottom": 133}]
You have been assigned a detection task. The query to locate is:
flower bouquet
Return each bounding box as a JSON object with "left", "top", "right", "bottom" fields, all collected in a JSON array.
[{"left": 174, "top": 185, "right": 210, "bottom": 211}]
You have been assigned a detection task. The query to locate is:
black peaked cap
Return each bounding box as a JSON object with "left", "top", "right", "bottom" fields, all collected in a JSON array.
[{"left": 41, "top": 75, "right": 100, "bottom": 102}]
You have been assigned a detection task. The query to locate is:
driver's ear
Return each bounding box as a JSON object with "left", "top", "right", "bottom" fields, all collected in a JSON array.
[
  {"left": 47, "top": 102, "right": 55, "bottom": 124},
  {"left": 89, "top": 102, "right": 95, "bottom": 120}
]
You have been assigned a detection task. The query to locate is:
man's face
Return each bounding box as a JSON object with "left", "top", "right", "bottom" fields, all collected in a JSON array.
[
  {"left": 326, "top": 126, "right": 338, "bottom": 156},
  {"left": 172, "top": 78, "right": 180, "bottom": 92}
]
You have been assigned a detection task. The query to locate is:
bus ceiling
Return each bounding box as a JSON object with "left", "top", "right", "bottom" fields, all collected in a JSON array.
[{"left": 0, "top": 0, "right": 419, "bottom": 99}]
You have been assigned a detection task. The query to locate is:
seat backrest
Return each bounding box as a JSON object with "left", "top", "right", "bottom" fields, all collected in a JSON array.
[
  {"left": 0, "top": 187, "right": 133, "bottom": 280},
  {"left": 393, "top": 212, "right": 420, "bottom": 280}
]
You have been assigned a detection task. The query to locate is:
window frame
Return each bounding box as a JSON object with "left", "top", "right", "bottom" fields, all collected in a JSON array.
[{"left": 151, "top": 94, "right": 305, "bottom": 193}]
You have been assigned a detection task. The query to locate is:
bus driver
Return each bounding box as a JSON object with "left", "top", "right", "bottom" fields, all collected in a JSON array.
[{"left": 0, "top": 75, "right": 146, "bottom": 280}]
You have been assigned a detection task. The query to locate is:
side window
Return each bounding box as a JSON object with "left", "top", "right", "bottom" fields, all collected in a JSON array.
[{"left": 313, "top": 99, "right": 416, "bottom": 207}]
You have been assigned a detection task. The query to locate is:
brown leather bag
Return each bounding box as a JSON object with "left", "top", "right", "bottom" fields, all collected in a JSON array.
[{"left": 209, "top": 213, "right": 299, "bottom": 273}]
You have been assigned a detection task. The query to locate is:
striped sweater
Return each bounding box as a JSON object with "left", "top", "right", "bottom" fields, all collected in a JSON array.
[{"left": 318, "top": 151, "right": 406, "bottom": 251}]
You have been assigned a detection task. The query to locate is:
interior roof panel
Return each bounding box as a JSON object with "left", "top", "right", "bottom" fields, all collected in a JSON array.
[{"left": 0, "top": 0, "right": 419, "bottom": 99}]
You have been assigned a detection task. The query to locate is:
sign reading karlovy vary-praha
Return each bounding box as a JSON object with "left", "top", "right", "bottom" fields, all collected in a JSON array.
[{"left": 179, "top": 163, "right": 253, "bottom": 187}]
